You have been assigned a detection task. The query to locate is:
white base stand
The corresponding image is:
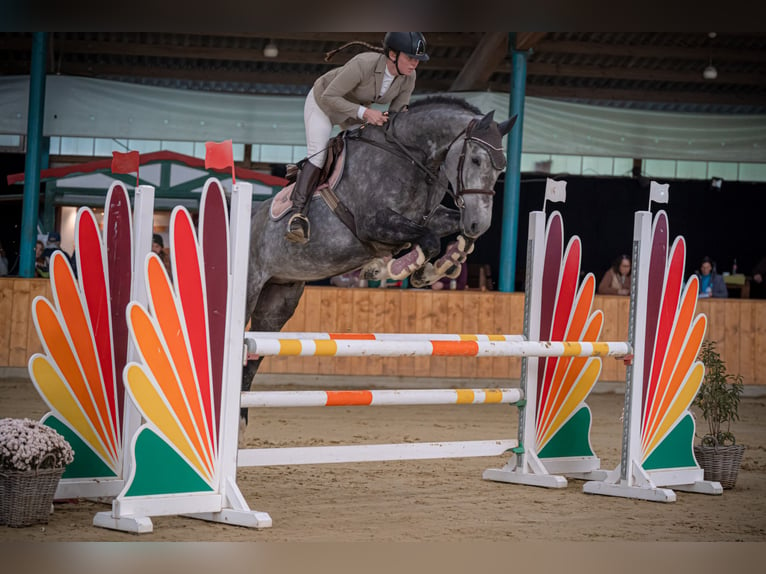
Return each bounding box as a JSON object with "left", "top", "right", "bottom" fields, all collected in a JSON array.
[
  {"left": 672, "top": 480, "right": 723, "bottom": 495},
  {"left": 483, "top": 451, "right": 568, "bottom": 488},
  {"left": 583, "top": 461, "right": 723, "bottom": 502},
  {"left": 92, "top": 477, "right": 272, "bottom": 533},
  {"left": 184, "top": 509, "right": 273, "bottom": 528},
  {"left": 582, "top": 479, "right": 677, "bottom": 502},
  {"left": 93, "top": 512, "right": 154, "bottom": 533}
]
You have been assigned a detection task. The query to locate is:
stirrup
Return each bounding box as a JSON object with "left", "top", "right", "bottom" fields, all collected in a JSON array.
[{"left": 286, "top": 213, "right": 310, "bottom": 244}]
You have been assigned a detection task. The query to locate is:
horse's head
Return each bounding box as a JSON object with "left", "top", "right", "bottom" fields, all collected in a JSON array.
[{"left": 443, "top": 111, "right": 516, "bottom": 238}]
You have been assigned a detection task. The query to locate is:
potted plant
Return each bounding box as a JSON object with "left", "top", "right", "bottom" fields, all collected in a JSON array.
[
  {"left": 0, "top": 418, "right": 74, "bottom": 527},
  {"left": 692, "top": 340, "right": 745, "bottom": 489}
]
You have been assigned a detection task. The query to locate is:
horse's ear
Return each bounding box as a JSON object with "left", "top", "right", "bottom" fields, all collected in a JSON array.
[
  {"left": 498, "top": 114, "right": 517, "bottom": 136},
  {"left": 476, "top": 110, "right": 495, "bottom": 130}
]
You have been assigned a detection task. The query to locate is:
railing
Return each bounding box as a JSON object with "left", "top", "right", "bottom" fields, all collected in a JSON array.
[{"left": 2, "top": 278, "right": 764, "bottom": 385}]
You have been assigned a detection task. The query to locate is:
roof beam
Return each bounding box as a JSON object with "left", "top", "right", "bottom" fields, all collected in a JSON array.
[
  {"left": 534, "top": 39, "right": 766, "bottom": 62},
  {"left": 515, "top": 83, "right": 766, "bottom": 107},
  {"left": 0, "top": 36, "right": 468, "bottom": 71},
  {"left": 515, "top": 32, "right": 549, "bottom": 51},
  {"left": 450, "top": 32, "right": 507, "bottom": 91},
  {"left": 524, "top": 61, "right": 766, "bottom": 86}
]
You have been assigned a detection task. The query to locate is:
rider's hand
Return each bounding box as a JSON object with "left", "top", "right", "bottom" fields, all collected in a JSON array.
[{"left": 363, "top": 109, "right": 389, "bottom": 126}]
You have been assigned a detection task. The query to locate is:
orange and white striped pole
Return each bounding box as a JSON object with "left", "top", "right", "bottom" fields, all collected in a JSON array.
[{"left": 240, "top": 387, "right": 523, "bottom": 408}]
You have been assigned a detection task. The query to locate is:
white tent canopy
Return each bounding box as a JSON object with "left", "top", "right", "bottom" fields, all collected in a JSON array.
[{"left": 2, "top": 75, "right": 765, "bottom": 163}]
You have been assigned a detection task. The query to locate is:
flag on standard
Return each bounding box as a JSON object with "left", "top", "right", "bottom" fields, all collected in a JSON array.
[
  {"left": 649, "top": 181, "right": 670, "bottom": 204},
  {"left": 545, "top": 178, "right": 567, "bottom": 203}
]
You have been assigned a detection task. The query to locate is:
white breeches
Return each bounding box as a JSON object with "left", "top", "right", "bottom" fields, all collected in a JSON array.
[{"left": 304, "top": 88, "right": 333, "bottom": 168}]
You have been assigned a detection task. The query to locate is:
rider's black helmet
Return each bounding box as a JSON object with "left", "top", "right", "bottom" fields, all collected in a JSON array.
[{"left": 383, "top": 32, "right": 429, "bottom": 62}]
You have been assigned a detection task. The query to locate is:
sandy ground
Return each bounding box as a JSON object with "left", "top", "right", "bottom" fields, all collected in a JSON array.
[{"left": 1, "top": 375, "right": 765, "bottom": 543}]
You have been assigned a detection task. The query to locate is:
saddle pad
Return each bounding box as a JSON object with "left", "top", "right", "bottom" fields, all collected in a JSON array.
[
  {"left": 269, "top": 182, "right": 325, "bottom": 221},
  {"left": 269, "top": 147, "right": 347, "bottom": 222}
]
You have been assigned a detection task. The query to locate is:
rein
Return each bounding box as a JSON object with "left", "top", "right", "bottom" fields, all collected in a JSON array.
[
  {"left": 351, "top": 112, "right": 501, "bottom": 219},
  {"left": 351, "top": 116, "right": 440, "bottom": 184}
]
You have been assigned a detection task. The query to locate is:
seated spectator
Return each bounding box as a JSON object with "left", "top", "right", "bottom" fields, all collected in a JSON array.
[
  {"left": 597, "top": 255, "right": 631, "bottom": 296},
  {"left": 695, "top": 256, "right": 728, "bottom": 298},
  {"left": 35, "top": 240, "right": 47, "bottom": 277},
  {"left": 750, "top": 256, "right": 766, "bottom": 299},
  {"left": 0, "top": 241, "right": 8, "bottom": 276},
  {"left": 39, "top": 232, "right": 73, "bottom": 277},
  {"left": 152, "top": 234, "right": 173, "bottom": 278}
]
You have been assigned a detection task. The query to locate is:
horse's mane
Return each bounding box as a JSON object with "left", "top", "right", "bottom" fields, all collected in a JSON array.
[{"left": 408, "top": 95, "right": 482, "bottom": 115}]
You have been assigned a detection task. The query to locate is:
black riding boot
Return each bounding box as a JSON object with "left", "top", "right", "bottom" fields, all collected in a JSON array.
[{"left": 286, "top": 162, "right": 322, "bottom": 244}]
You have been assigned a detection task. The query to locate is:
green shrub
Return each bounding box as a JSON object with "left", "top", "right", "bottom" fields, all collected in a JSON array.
[{"left": 693, "top": 340, "right": 744, "bottom": 446}]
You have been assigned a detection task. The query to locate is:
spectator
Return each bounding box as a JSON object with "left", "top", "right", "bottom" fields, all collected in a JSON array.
[
  {"left": 35, "top": 240, "right": 47, "bottom": 277},
  {"left": 152, "top": 233, "right": 173, "bottom": 278},
  {"left": 750, "top": 256, "right": 766, "bottom": 300},
  {"left": 0, "top": 241, "right": 8, "bottom": 276},
  {"left": 695, "top": 256, "right": 728, "bottom": 298},
  {"left": 597, "top": 254, "right": 631, "bottom": 296},
  {"left": 39, "top": 232, "right": 73, "bottom": 277}
]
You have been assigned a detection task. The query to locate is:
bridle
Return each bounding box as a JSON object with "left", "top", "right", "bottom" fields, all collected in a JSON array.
[{"left": 443, "top": 118, "right": 506, "bottom": 209}]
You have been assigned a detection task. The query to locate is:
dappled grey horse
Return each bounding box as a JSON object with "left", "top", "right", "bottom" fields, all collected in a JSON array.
[{"left": 241, "top": 96, "right": 515, "bottom": 422}]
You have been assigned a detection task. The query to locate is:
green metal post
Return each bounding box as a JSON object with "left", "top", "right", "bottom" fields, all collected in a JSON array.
[
  {"left": 498, "top": 33, "right": 528, "bottom": 292},
  {"left": 19, "top": 33, "right": 48, "bottom": 278}
]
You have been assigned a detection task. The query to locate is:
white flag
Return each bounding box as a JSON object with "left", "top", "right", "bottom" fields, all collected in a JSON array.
[
  {"left": 545, "top": 178, "right": 567, "bottom": 203},
  {"left": 649, "top": 181, "right": 670, "bottom": 204}
]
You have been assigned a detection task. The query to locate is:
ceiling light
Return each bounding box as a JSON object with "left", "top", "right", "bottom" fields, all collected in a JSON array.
[
  {"left": 703, "top": 64, "right": 718, "bottom": 80},
  {"left": 263, "top": 41, "right": 279, "bottom": 58}
]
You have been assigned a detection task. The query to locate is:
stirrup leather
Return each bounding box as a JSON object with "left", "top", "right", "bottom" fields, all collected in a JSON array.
[{"left": 286, "top": 213, "right": 310, "bottom": 243}]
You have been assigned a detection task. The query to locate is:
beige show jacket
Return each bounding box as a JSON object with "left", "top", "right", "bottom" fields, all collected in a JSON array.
[{"left": 312, "top": 52, "right": 416, "bottom": 128}]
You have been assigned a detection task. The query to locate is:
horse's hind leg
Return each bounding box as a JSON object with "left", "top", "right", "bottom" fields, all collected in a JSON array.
[{"left": 240, "top": 280, "right": 305, "bottom": 429}]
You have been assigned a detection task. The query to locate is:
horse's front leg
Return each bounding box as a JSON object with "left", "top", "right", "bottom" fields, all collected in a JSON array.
[
  {"left": 408, "top": 206, "right": 475, "bottom": 287},
  {"left": 357, "top": 208, "right": 442, "bottom": 280}
]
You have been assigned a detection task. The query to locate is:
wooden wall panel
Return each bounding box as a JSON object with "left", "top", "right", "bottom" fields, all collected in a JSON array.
[
  {"left": 3, "top": 279, "right": 764, "bottom": 387},
  {"left": 0, "top": 279, "right": 52, "bottom": 369},
  {"left": 596, "top": 296, "right": 628, "bottom": 383},
  {"left": 0, "top": 279, "right": 13, "bottom": 366}
]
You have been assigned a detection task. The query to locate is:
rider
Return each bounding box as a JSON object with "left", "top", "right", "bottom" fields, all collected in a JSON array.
[{"left": 285, "top": 32, "right": 429, "bottom": 244}]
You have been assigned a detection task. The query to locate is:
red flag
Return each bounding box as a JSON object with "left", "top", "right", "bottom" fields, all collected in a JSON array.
[
  {"left": 205, "top": 139, "right": 236, "bottom": 184},
  {"left": 111, "top": 150, "right": 140, "bottom": 186}
]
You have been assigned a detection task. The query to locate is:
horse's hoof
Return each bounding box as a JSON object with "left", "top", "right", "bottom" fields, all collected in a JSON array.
[
  {"left": 360, "top": 257, "right": 390, "bottom": 280},
  {"left": 444, "top": 263, "right": 462, "bottom": 279},
  {"left": 456, "top": 235, "right": 475, "bottom": 255},
  {"left": 409, "top": 273, "right": 430, "bottom": 289}
]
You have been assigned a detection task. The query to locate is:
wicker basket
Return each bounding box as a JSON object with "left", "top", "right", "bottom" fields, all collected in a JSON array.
[
  {"left": 0, "top": 464, "right": 65, "bottom": 527},
  {"left": 694, "top": 444, "right": 745, "bottom": 489}
]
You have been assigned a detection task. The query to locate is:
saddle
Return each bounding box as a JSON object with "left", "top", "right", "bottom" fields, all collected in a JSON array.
[{"left": 269, "top": 134, "right": 347, "bottom": 222}]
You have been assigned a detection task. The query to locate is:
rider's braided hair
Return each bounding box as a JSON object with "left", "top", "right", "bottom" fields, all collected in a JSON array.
[{"left": 324, "top": 40, "right": 383, "bottom": 62}]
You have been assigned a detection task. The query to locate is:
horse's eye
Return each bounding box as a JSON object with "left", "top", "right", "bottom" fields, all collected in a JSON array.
[{"left": 471, "top": 157, "right": 481, "bottom": 166}]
